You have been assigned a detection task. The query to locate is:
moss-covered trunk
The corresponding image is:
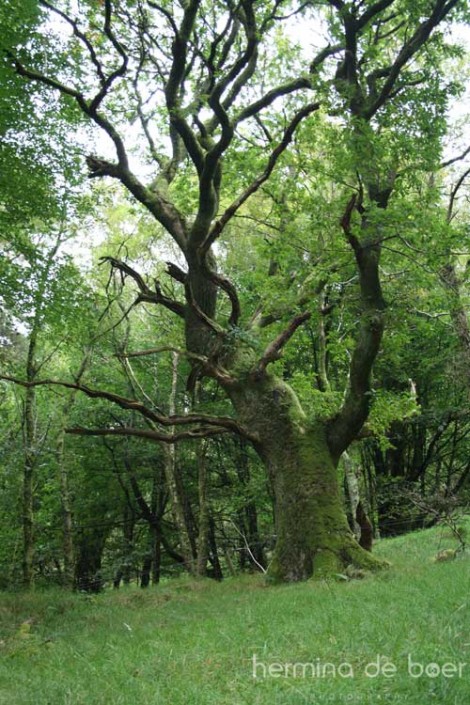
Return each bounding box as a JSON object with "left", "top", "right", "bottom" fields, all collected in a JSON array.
[
  {"left": 228, "top": 373, "right": 382, "bottom": 582},
  {"left": 266, "top": 427, "right": 380, "bottom": 581}
]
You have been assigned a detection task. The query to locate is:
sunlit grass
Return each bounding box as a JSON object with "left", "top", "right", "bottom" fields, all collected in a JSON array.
[{"left": 0, "top": 522, "right": 469, "bottom": 704}]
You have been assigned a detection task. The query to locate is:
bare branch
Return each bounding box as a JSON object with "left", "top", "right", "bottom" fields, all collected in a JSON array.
[
  {"left": 9, "top": 54, "right": 85, "bottom": 102},
  {"left": 100, "top": 256, "right": 186, "bottom": 318},
  {"left": 272, "top": 1, "right": 312, "bottom": 21},
  {"left": 254, "top": 311, "right": 311, "bottom": 375},
  {"left": 66, "top": 425, "right": 233, "bottom": 443},
  {"left": 356, "top": 0, "right": 396, "bottom": 31},
  {"left": 235, "top": 77, "right": 310, "bottom": 124},
  {"left": 363, "top": 0, "right": 460, "bottom": 119},
  {"left": 231, "top": 43, "right": 341, "bottom": 125},
  {"left": 89, "top": 3, "right": 128, "bottom": 115},
  {"left": 202, "top": 102, "right": 320, "bottom": 252},
  {"left": 148, "top": 1, "right": 179, "bottom": 36},
  {"left": 132, "top": 60, "right": 167, "bottom": 169},
  {"left": 164, "top": 0, "right": 205, "bottom": 174},
  {"left": 0, "top": 375, "right": 255, "bottom": 438},
  {"left": 10, "top": 16, "right": 188, "bottom": 248},
  {"left": 229, "top": 519, "right": 267, "bottom": 574},
  {"left": 39, "top": 0, "right": 106, "bottom": 83},
  {"left": 9, "top": 52, "right": 131, "bottom": 170},
  {"left": 218, "top": 1, "right": 257, "bottom": 97},
  {"left": 166, "top": 261, "right": 187, "bottom": 284},
  {"left": 85, "top": 159, "right": 189, "bottom": 249},
  {"left": 441, "top": 145, "right": 470, "bottom": 169},
  {"left": 447, "top": 166, "right": 470, "bottom": 223},
  {"left": 118, "top": 346, "right": 206, "bottom": 362},
  {"left": 116, "top": 346, "right": 236, "bottom": 386},
  {"left": 103, "top": 0, "right": 128, "bottom": 62}
]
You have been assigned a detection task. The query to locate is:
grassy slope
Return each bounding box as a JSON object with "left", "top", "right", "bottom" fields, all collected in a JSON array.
[{"left": 0, "top": 524, "right": 469, "bottom": 705}]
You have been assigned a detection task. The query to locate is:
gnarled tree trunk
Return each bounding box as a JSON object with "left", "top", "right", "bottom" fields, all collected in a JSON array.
[{"left": 227, "top": 373, "right": 384, "bottom": 582}]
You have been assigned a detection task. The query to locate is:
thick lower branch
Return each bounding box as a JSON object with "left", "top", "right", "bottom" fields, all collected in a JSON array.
[
  {"left": 66, "top": 426, "right": 233, "bottom": 443},
  {"left": 0, "top": 375, "right": 255, "bottom": 439}
]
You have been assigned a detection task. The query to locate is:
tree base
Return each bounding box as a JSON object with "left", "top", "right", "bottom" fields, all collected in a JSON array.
[{"left": 266, "top": 537, "right": 389, "bottom": 584}]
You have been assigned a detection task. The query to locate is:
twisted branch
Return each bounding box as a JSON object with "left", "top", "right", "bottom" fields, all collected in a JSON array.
[{"left": 0, "top": 375, "right": 257, "bottom": 440}]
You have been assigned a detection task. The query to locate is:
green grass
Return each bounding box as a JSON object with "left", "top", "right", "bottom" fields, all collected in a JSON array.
[{"left": 0, "top": 524, "right": 469, "bottom": 705}]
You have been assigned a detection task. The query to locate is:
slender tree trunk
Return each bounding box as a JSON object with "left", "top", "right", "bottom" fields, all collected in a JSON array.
[
  {"left": 22, "top": 318, "right": 41, "bottom": 587},
  {"left": 343, "top": 451, "right": 361, "bottom": 539},
  {"left": 356, "top": 501, "right": 373, "bottom": 552},
  {"left": 235, "top": 441, "right": 266, "bottom": 570},
  {"left": 57, "top": 431, "right": 75, "bottom": 587},
  {"left": 163, "top": 351, "right": 194, "bottom": 571},
  {"left": 151, "top": 522, "right": 162, "bottom": 585},
  {"left": 141, "top": 557, "right": 151, "bottom": 588},
  {"left": 56, "top": 351, "right": 92, "bottom": 588},
  {"left": 114, "top": 507, "right": 136, "bottom": 589},
  {"left": 150, "top": 463, "right": 163, "bottom": 585},
  {"left": 21, "top": 238, "right": 62, "bottom": 588},
  {"left": 22, "top": 381, "right": 36, "bottom": 588},
  {"left": 74, "top": 530, "right": 107, "bottom": 592},
  {"left": 113, "top": 504, "right": 135, "bottom": 587},
  {"left": 440, "top": 263, "right": 470, "bottom": 389},
  {"left": 196, "top": 439, "right": 209, "bottom": 576},
  {"left": 244, "top": 502, "right": 265, "bottom": 570},
  {"left": 208, "top": 516, "right": 223, "bottom": 580}
]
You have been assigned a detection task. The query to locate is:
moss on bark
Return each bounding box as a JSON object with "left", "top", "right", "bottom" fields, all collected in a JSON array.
[{"left": 227, "top": 371, "right": 387, "bottom": 583}]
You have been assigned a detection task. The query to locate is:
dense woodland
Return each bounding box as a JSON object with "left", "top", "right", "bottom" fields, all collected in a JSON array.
[{"left": 0, "top": 0, "right": 469, "bottom": 590}]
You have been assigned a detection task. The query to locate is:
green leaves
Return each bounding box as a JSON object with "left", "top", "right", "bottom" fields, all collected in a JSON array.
[{"left": 367, "top": 389, "right": 420, "bottom": 449}]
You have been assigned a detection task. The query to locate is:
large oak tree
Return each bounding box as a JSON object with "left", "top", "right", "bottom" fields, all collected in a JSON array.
[{"left": 2, "top": 0, "right": 466, "bottom": 581}]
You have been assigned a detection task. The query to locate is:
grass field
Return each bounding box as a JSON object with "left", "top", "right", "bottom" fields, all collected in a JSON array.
[{"left": 0, "top": 524, "right": 469, "bottom": 705}]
